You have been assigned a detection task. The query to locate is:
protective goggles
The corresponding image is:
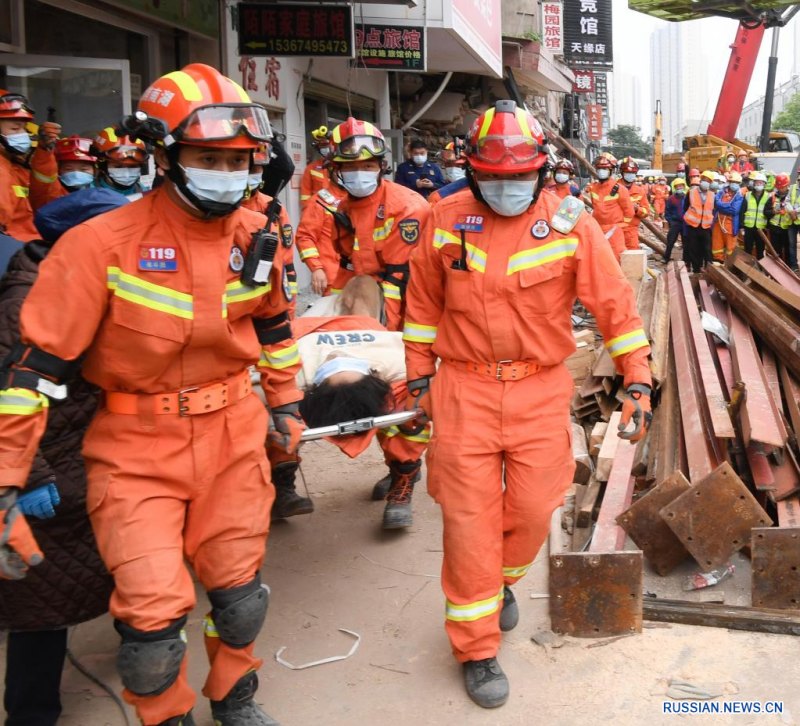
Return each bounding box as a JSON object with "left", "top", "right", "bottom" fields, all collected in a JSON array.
[
  {"left": 472, "top": 135, "right": 539, "bottom": 164},
  {"left": 0, "top": 94, "right": 35, "bottom": 118},
  {"left": 335, "top": 134, "right": 386, "bottom": 159},
  {"left": 175, "top": 104, "right": 272, "bottom": 144},
  {"left": 107, "top": 145, "right": 148, "bottom": 164}
]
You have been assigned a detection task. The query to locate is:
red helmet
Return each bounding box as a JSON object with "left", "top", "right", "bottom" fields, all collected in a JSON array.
[
  {"left": 594, "top": 153, "right": 615, "bottom": 170},
  {"left": 331, "top": 117, "right": 386, "bottom": 162},
  {"left": 619, "top": 156, "right": 639, "bottom": 174},
  {"left": 54, "top": 136, "right": 97, "bottom": 164},
  {"left": 442, "top": 139, "right": 467, "bottom": 166},
  {"left": 93, "top": 127, "right": 148, "bottom": 166},
  {"left": 676, "top": 162, "right": 687, "bottom": 172},
  {"left": 554, "top": 158, "right": 574, "bottom": 174},
  {"left": 466, "top": 101, "right": 546, "bottom": 175},
  {"left": 0, "top": 90, "right": 34, "bottom": 121},
  {"left": 775, "top": 173, "right": 790, "bottom": 190},
  {"left": 128, "top": 64, "right": 270, "bottom": 149},
  {"left": 689, "top": 168, "right": 700, "bottom": 177}
]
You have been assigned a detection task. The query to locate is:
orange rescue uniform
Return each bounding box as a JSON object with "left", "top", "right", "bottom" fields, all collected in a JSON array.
[
  {"left": 585, "top": 177, "right": 634, "bottom": 260},
  {"left": 295, "top": 186, "right": 344, "bottom": 294},
  {"left": 332, "top": 180, "right": 432, "bottom": 331},
  {"left": 711, "top": 188, "right": 739, "bottom": 260},
  {"left": 299, "top": 159, "right": 329, "bottom": 209},
  {"left": 0, "top": 154, "right": 39, "bottom": 241},
  {"left": 652, "top": 182, "right": 668, "bottom": 217},
  {"left": 621, "top": 181, "right": 651, "bottom": 250},
  {"left": 544, "top": 182, "right": 574, "bottom": 200},
  {"left": 28, "top": 146, "right": 67, "bottom": 211},
  {"left": 403, "top": 187, "right": 650, "bottom": 663},
  {"left": 0, "top": 187, "right": 302, "bottom": 724}
]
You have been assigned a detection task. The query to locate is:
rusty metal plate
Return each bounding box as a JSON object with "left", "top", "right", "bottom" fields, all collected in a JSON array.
[
  {"left": 660, "top": 462, "right": 773, "bottom": 570},
  {"left": 751, "top": 527, "right": 800, "bottom": 610},
  {"left": 617, "top": 471, "right": 691, "bottom": 576},
  {"left": 549, "top": 551, "right": 643, "bottom": 638}
]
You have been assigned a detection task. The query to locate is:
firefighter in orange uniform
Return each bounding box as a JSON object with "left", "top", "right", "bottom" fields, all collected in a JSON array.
[
  {"left": 299, "top": 125, "right": 332, "bottom": 210},
  {"left": 327, "top": 117, "right": 432, "bottom": 526},
  {"left": 618, "top": 157, "right": 650, "bottom": 250},
  {"left": 584, "top": 153, "right": 633, "bottom": 260},
  {"left": 0, "top": 91, "right": 60, "bottom": 241},
  {"left": 92, "top": 127, "right": 150, "bottom": 198},
  {"left": 712, "top": 170, "right": 744, "bottom": 260},
  {"left": 545, "top": 158, "right": 579, "bottom": 200},
  {"left": 651, "top": 175, "right": 669, "bottom": 228},
  {"left": 402, "top": 100, "right": 652, "bottom": 709},
  {"left": 0, "top": 64, "right": 304, "bottom": 726},
  {"left": 29, "top": 136, "right": 98, "bottom": 209}
]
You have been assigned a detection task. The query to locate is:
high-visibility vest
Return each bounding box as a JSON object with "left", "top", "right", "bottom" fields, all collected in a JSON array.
[
  {"left": 790, "top": 184, "right": 800, "bottom": 227},
  {"left": 769, "top": 192, "right": 794, "bottom": 229},
  {"left": 683, "top": 187, "right": 715, "bottom": 229},
  {"left": 743, "top": 192, "right": 768, "bottom": 229}
]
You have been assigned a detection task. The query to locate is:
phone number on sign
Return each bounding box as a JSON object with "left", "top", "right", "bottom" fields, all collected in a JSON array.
[{"left": 265, "top": 39, "right": 350, "bottom": 54}]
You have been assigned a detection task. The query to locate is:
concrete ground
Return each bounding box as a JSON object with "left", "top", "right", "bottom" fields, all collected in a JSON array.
[{"left": 2, "top": 439, "right": 799, "bottom": 726}]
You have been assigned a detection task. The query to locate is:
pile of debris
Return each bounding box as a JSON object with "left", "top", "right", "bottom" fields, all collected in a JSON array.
[{"left": 555, "top": 248, "right": 800, "bottom": 638}]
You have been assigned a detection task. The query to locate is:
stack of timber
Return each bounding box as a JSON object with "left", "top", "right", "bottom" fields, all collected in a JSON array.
[{"left": 555, "top": 252, "right": 800, "bottom": 638}]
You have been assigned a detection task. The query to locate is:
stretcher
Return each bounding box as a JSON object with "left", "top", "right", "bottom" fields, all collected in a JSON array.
[{"left": 300, "top": 410, "right": 418, "bottom": 441}]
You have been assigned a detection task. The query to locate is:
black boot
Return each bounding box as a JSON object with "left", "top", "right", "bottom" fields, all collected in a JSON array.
[
  {"left": 371, "top": 466, "right": 421, "bottom": 500},
  {"left": 270, "top": 461, "right": 313, "bottom": 520},
  {"left": 210, "top": 671, "right": 279, "bottom": 726},
  {"left": 382, "top": 460, "right": 420, "bottom": 529},
  {"left": 463, "top": 657, "right": 509, "bottom": 708}
]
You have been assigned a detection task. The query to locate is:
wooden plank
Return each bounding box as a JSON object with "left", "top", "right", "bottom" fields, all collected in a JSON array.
[
  {"left": 760, "top": 347, "right": 789, "bottom": 443},
  {"left": 589, "top": 421, "right": 608, "bottom": 456},
  {"left": 577, "top": 475, "right": 602, "bottom": 528},
  {"left": 592, "top": 439, "right": 637, "bottom": 552},
  {"left": 760, "top": 255, "right": 800, "bottom": 297},
  {"left": 733, "top": 253, "right": 800, "bottom": 315},
  {"left": 592, "top": 347, "right": 616, "bottom": 378},
  {"left": 596, "top": 412, "right": 623, "bottom": 482},
  {"left": 637, "top": 276, "right": 658, "bottom": 341},
  {"left": 572, "top": 422, "right": 593, "bottom": 484},
  {"left": 653, "top": 343, "right": 681, "bottom": 485},
  {"left": 648, "top": 271, "right": 670, "bottom": 386}
]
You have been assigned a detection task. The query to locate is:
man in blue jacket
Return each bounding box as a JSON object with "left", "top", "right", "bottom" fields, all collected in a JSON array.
[
  {"left": 394, "top": 139, "right": 445, "bottom": 199},
  {"left": 664, "top": 177, "right": 687, "bottom": 262}
]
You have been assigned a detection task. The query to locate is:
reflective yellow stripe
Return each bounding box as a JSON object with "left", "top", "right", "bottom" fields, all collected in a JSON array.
[
  {"left": 433, "top": 228, "right": 487, "bottom": 272},
  {"left": 0, "top": 387, "right": 48, "bottom": 415},
  {"left": 478, "top": 108, "right": 495, "bottom": 139},
  {"left": 300, "top": 194, "right": 311, "bottom": 201},
  {"left": 288, "top": 280, "right": 298, "bottom": 296},
  {"left": 382, "top": 425, "right": 431, "bottom": 443},
  {"left": 502, "top": 562, "right": 532, "bottom": 579},
  {"left": 163, "top": 71, "right": 203, "bottom": 101},
  {"left": 330, "top": 288, "right": 343, "bottom": 295},
  {"left": 590, "top": 192, "right": 600, "bottom": 200},
  {"left": 299, "top": 247, "right": 319, "bottom": 260},
  {"left": 381, "top": 280, "right": 402, "bottom": 301},
  {"left": 603, "top": 194, "right": 619, "bottom": 201},
  {"left": 507, "top": 238, "right": 578, "bottom": 275},
  {"left": 373, "top": 218, "right": 395, "bottom": 242},
  {"left": 445, "top": 587, "right": 504, "bottom": 623},
  {"left": 310, "top": 169, "right": 325, "bottom": 179},
  {"left": 605, "top": 328, "right": 649, "bottom": 358},
  {"left": 225, "top": 279, "right": 272, "bottom": 305},
  {"left": 31, "top": 170, "right": 57, "bottom": 184},
  {"left": 353, "top": 236, "right": 360, "bottom": 252},
  {"left": 402, "top": 322, "right": 437, "bottom": 344},
  {"left": 221, "top": 293, "right": 228, "bottom": 319},
  {"left": 107, "top": 267, "right": 193, "bottom": 319},
  {"left": 12, "top": 185, "right": 28, "bottom": 198},
  {"left": 229, "top": 79, "right": 251, "bottom": 103},
  {"left": 515, "top": 107, "right": 533, "bottom": 138},
  {"left": 203, "top": 615, "right": 219, "bottom": 638},
  {"left": 103, "top": 126, "right": 119, "bottom": 143},
  {"left": 259, "top": 343, "right": 300, "bottom": 370}
]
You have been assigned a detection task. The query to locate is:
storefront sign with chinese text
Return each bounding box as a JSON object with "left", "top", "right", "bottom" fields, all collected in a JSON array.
[
  {"left": 238, "top": 4, "right": 354, "bottom": 57},
  {"left": 542, "top": 2, "right": 563, "bottom": 54},
  {"left": 563, "top": 0, "right": 613, "bottom": 68},
  {"left": 355, "top": 23, "right": 426, "bottom": 71},
  {"left": 586, "top": 103, "right": 604, "bottom": 140},
  {"left": 572, "top": 70, "right": 595, "bottom": 93}
]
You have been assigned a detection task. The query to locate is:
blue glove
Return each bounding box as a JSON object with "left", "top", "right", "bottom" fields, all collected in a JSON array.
[{"left": 17, "top": 483, "right": 61, "bottom": 520}]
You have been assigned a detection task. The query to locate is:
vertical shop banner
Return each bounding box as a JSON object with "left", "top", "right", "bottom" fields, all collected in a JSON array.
[
  {"left": 451, "top": 0, "right": 503, "bottom": 76},
  {"left": 563, "top": 0, "right": 613, "bottom": 68},
  {"left": 586, "top": 104, "right": 604, "bottom": 140},
  {"left": 355, "top": 24, "right": 426, "bottom": 71},
  {"left": 593, "top": 72, "right": 609, "bottom": 109},
  {"left": 238, "top": 4, "right": 354, "bottom": 57},
  {"left": 542, "top": 2, "right": 564, "bottom": 54},
  {"left": 572, "top": 70, "right": 595, "bottom": 93}
]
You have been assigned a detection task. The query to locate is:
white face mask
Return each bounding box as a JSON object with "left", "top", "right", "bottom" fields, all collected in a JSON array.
[
  {"left": 412, "top": 154, "right": 427, "bottom": 165},
  {"left": 179, "top": 165, "right": 249, "bottom": 206},
  {"left": 597, "top": 168, "right": 611, "bottom": 180},
  {"left": 59, "top": 171, "right": 94, "bottom": 189},
  {"left": 247, "top": 172, "right": 263, "bottom": 191},
  {"left": 477, "top": 178, "right": 536, "bottom": 217},
  {"left": 699, "top": 180, "right": 710, "bottom": 191},
  {"left": 340, "top": 169, "right": 379, "bottom": 198},
  {"left": 445, "top": 166, "right": 466, "bottom": 183},
  {"left": 313, "top": 356, "right": 372, "bottom": 386},
  {"left": 4, "top": 132, "right": 31, "bottom": 154},
  {"left": 319, "top": 147, "right": 331, "bottom": 158},
  {"left": 754, "top": 184, "right": 765, "bottom": 193},
  {"left": 554, "top": 172, "right": 570, "bottom": 184},
  {"left": 108, "top": 167, "right": 141, "bottom": 188},
  {"left": 623, "top": 172, "right": 636, "bottom": 183}
]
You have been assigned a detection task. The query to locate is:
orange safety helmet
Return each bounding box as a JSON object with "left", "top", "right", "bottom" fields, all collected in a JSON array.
[
  {"left": 466, "top": 100, "right": 546, "bottom": 174},
  {"left": 554, "top": 158, "right": 575, "bottom": 174},
  {"left": 252, "top": 143, "right": 270, "bottom": 167},
  {"left": 125, "top": 64, "right": 271, "bottom": 149},
  {"left": 93, "top": 127, "right": 148, "bottom": 166},
  {"left": 619, "top": 156, "right": 639, "bottom": 173},
  {"left": 0, "top": 90, "right": 35, "bottom": 120},
  {"left": 442, "top": 138, "right": 467, "bottom": 166},
  {"left": 54, "top": 136, "right": 97, "bottom": 164},
  {"left": 330, "top": 117, "right": 386, "bottom": 162},
  {"left": 594, "top": 154, "right": 615, "bottom": 170},
  {"left": 775, "top": 173, "right": 791, "bottom": 190}
]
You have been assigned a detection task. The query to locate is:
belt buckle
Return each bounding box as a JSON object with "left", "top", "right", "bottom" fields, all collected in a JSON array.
[
  {"left": 496, "top": 360, "right": 512, "bottom": 380},
  {"left": 178, "top": 386, "right": 198, "bottom": 417}
]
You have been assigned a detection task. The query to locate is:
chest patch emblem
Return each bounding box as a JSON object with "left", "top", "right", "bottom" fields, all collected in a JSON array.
[
  {"left": 399, "top": 218, "right": 420, "bottom": 244},
  {"left": 229, "top": 246, "right": 245, "bottom": 273},
  {"left": 531, "top": 220, "right": 551, "bottom": 239},
  {"left": 139, "top": 246, "right": 177, "bottom": 271},
  {"left": 454, "top": 215, "right": 484, "bottom": 233},
  {"left": 376, "top": 203, "right": 385, "bottom": 220}
]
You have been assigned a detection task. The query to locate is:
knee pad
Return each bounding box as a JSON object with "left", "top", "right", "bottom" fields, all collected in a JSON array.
[
  {"left": 114, "top": 617, "right": 187, "bottom": 696},
  {"left": 207, "top": 576, "right": 269, "bottom": 649}
]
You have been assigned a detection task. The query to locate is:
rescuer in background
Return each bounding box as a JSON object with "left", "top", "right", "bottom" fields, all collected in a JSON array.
[
  {"left": 768, "top": 173, "right": 794, "bottom": 265},
  {"left": 92, "top": 127, "right": 150, "bottom": 198},
  {"left": 712, "top": 170, "right": 744, "bottom": 260},
  {"left": 787, "top": 176, "right": 800, "bottom": 272},
  {"left": 618, "top": 157, "right": 650, "bottom": 250},
  {"left": 394, "top": 138, "right": 445, "bottom": 200},
  {"left": 683, "top": 169, "right": 716, "bottom": 273},
  {"left": 300, "top": 125, "right": 333, "bottom": 210},
  {"left": 740, "top": 170, "right": 769, "bottom": 259},
  {"left": 584, "top": 153, "right": 632, "bottom": 260},
  {"left": 546, "top": 158, "right": 580, "bottom": 200},
  {"left": 664, "top": 177, "right": 688, "bottom": 262}
]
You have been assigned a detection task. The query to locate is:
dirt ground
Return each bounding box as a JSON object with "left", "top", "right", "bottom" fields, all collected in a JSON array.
[{"left": 1, "top": 439, "right": 799, "bottom": 726}]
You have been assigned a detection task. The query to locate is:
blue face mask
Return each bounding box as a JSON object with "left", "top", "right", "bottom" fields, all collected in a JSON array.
[
  {"left": 4, "top": 132, "right": 31, "bottom": 155},
  {"left": 59, "top": 171, "right": 94, "bottom": 189},
  {"left": 675, "top": 189, "right": 686, "bottom": 196},
  {"left": 313, "top": 356, "right": 372, "bottom": 386},
  {"left": 729, "top": 183, "right": 740, "bottom": 192}
]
